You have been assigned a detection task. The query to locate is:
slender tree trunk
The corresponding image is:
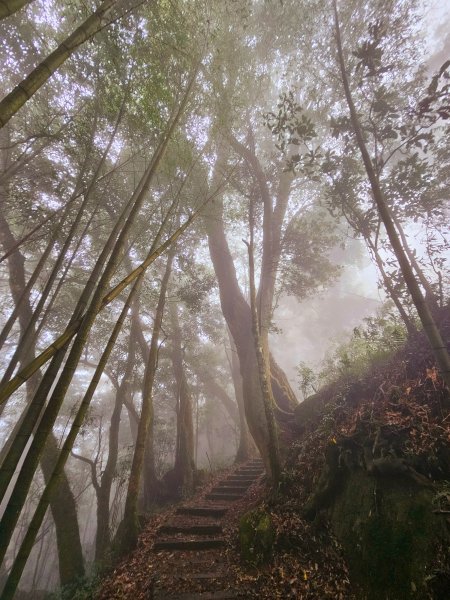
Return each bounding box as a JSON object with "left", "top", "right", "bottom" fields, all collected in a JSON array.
[
  {"left": 0, "top": 214, "right": 84, "bottom": 588},
  {"left": 391, "top": 212, "right": 440, "bottom": 312},
  {"left": 0, "top": 0, "right": 33, "bottom": 20},
  {"left": 365, "top": 235, "right": 416, "bottom": 335},
  {"left": 1, "top": 92, "right": 124, "bottom": 383},
  {"left": 95, "top": 290, "right": 140, "bottom": 563},
  {"left": 0, "top": 275, "right": 142, "bottom": 600},
  {"left": 169, "top": 301, "right": 195, "bottom": 498},
  {"left": 0, "top": 0, "right": 118, "bottom": 127},
  {"left": 0, "top": 68, "right": 199, "bottom": 405},
  {"left": 120, "top": 245, "right": 175, "bottom": 554},
  {"left": 0, "top": 202, "right": 199, "bottom": 574},
  {"left": 333, "top": 0, "right": 450, "bottom": 388}
]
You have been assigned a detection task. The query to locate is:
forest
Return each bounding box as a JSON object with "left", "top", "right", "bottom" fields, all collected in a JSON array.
[{"left": 0, "top": 0, "right": 449, "bottom": 598}]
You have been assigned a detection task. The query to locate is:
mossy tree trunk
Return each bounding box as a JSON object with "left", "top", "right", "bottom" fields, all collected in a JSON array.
[{"left": 228, "top": 333, "right": 253, "bottom": 462}]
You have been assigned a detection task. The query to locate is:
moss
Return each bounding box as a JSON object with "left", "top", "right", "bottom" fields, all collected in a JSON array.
[
  {"left": 239, "top": 509, "right": 275, "bottom": 566},
  {"left": 329, "top": 469, "right": 449, "bottom": 599}
]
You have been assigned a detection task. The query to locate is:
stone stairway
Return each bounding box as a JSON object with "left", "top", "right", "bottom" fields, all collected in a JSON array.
[{"left": 152, "top": 459, "right": 264, "bottom": 599}]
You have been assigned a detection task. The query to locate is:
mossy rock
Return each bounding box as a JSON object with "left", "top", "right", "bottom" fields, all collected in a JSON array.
[
  {"left": 239, "top": 509, "right": 275, "bottom": 566},
  {"left": 329, "top": 469, "right": 450, "bottom": 599}
]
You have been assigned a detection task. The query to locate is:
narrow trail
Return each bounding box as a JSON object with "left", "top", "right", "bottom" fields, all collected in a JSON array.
[{"left": 97, "top": 459, "right": 265, "bottom": 600}]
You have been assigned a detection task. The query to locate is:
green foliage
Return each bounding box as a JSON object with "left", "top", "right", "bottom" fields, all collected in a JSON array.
[
  {"left": 296, "top": 361, "right": 317, "bottom": 399},
  {"left": 279, "top": 210, "right": 341, "bottom": 301},
  {"left": 299, "top": 304, "right": 408, "bottom": 390}
]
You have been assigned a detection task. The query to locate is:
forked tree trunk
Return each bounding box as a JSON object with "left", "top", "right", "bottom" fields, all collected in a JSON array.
[
  {"left": 333, "top": 0, "right": 450, "bottom": 388},
  {"left": 205, "top": 145, "right": 296, "bottom": 474}
]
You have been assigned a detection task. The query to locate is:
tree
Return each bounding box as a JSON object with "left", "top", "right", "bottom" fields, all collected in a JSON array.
[{"left": 331, "top": 0, "right": 450, "bottom": 387}]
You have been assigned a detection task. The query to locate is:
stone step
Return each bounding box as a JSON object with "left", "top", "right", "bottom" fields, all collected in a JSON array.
[
  {"left": 225, "top": 476, "right": 256, "bottom": 482},
  {"left": 159, "top": 524, "right": 223, "bottom": 535},
  {"left": 238, "top": 466, "right": 263, "bottom": 471},
  {"left": 155, "top": 589, "right": 235, "bottom": 599},
  {"left": 154, "top": 538, "right": 226, "bottom": 551},
  {"left": 206, "top": 493, "right": 243, "bottom": 501},
  {"left": 176, "top": 507, "right": 228, "bottom": 518},
  {"left": 235, "top": 470, "right": 263, "bottom": 475},
  {"left": 212, "top": 486, "right": 248, "bottom": 494}
]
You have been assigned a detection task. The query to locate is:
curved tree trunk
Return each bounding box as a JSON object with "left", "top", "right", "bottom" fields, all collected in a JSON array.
[{"left": 205, "top": 145, "right": 296, "bottom": 475}]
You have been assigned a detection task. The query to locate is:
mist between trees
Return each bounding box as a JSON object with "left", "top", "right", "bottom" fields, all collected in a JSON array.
[{"left": 0, "top": 0, "right": 449, "bottom": 597}]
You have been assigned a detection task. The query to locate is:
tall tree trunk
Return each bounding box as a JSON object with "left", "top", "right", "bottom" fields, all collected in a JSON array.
[
  {"left": 333, "top": 0, "right": 450, "bottom": 388},
  {"left": 0, "top": 67, "right": 199, "bottom": 405},
  {"left": 95, "top": 290, "right": 140, "bottom": 563},
  {"left": 39, "top": 434, "right": 85, "bottom": 587},
  {"left": 0, "top": 214, "right": 84, "bottom": 588},
  {"left": 0, "top": 0, "right": 118, "bottom": 127},
  {"left": 120, "top": 245, "right": 175, "bottom": 554},
  {"left": 205, "top": 146, "right": 294, "bottom": 474},
  {"left": 1, "top": 92, "right": 124, "bottom": 383},
  {"left": 0, "top": 209, "right": 197, "bottom": 575},
  {"left": 1, "top": 274, "right": 142, "bottom": 600},
  {"left": 169, "top": 301, "right": 195, "bottom": 498}
]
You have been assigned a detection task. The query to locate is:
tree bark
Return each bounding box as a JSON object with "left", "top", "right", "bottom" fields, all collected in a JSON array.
[
  {"left": 227, "top": 333, "right": 253, "bottom": 462},
  {"left": 245, "top": 198, "right": 280, "bottom": 483},
  {"left": 0, "top": 0, "right": 33, "bottom": 20}
]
